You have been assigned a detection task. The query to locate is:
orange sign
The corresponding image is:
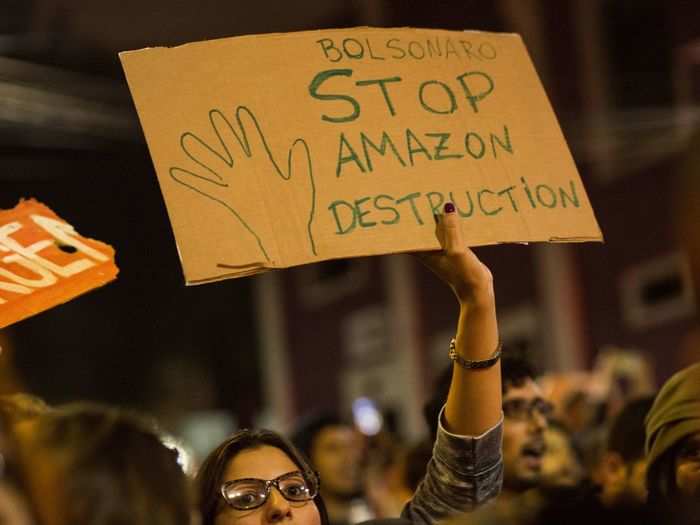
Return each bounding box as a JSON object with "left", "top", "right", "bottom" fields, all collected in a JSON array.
[{"left": 0, "top": 200, "right": 118, "bottom": 328}]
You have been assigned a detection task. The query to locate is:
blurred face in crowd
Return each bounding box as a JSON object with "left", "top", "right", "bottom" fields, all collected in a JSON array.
[
  {"left": 501, "top": 378, "right": 551, "bottom": 492},
  {"left": 311, "top": 425, "right": 364, "bottom": 498},
  {"left": 626, "top": 459, "right": 649, "bottom": 503},
  {"left": 599, "top": 454, "right": 648, "bottom": 506},
  {"left": 217, "top": 445, "right": 321, "bottom": 525},
  {"left": 674, "top": 432, "right": 700, "bottom": 500},
  {"left": 540, "top": 426, "right": 583, "bottom": 489}
]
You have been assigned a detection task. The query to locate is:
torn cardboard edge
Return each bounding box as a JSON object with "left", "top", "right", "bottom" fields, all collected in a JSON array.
[
  {"left": 183, "top": 234, "right": 604, "bottom": 285},
  {"left": 117, "top": 26, "right": 523, "bottom": 57}
]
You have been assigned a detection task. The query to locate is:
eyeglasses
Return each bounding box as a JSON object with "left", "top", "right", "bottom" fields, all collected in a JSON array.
[
  {"left": 502, "top": 398, "right": 554, "bottom": 421},
  {"left": 221, "top": 470, "right": 319, "bottom": 511}
]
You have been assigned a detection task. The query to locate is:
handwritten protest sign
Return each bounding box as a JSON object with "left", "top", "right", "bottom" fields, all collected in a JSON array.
[
  {"left": 120, "top": 27, "right": 602, "bottom": 285},
  {"left": 0, "top": 200, "right": 118, "bottom": 328}
]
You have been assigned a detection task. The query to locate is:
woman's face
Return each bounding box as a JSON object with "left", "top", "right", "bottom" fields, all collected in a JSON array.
[
  {"left": 215, "top": 445, "right": 321, "bottom": 525},
  {"left": 675, "top": 431, "right": 700, "bottom": 501}
]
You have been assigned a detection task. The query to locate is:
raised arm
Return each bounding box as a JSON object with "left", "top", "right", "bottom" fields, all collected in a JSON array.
[
  {"left": 418, "top": 202, "right": 502, "bottom": 435},
  {"left": 404, "top": 203, "right": 503, "bottom": 525}
]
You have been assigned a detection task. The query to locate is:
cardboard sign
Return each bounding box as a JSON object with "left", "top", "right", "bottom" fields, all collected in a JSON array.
[
  {"left": 0, "top": 200, "right": 118, "bottom": 328},
  {"left": 120, "top": 27, "right": 602, "bottom": 285}
]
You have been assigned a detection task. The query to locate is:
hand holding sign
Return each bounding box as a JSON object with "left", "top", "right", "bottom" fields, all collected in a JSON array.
[
  {"left": 417, "top": 201, "right": 501, "bottom": 436},
  {"left": 169, "top": 106, "right": 317, "bottom": 265},
  {"left": 416, "top": 203, "right": 493, "bottom": 306}
]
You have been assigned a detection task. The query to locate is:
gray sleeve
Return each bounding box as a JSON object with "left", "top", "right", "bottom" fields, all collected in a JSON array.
[{"left": 401, "top": 410, "right": 503, "bottom": 525}]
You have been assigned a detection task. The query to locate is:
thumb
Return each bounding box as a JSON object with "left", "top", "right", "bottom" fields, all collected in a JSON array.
[{"left": 440, "top": 202, "right": 463, "bottom": 255}]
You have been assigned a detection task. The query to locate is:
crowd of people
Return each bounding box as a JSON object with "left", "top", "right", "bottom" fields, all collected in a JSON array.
[{"left": 0, "top": 196, "right": 699, "bottom": 525}]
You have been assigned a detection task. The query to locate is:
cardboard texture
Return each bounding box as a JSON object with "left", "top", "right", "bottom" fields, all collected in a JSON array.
[
  {"left": 120, "top": 27, "right": 603, "bottom": 285},
  {"left": 0, "top": 200, "right": 118, "bottom": 328}
]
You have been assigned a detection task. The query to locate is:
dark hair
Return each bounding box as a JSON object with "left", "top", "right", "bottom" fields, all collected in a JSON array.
[
  {"left": 291, "top": 412, "right": 347, "bottom": 462},
  {"left": 646, "top": 439, "right": 688, "bottom": 515},
  {"left": 607, "top": 396, "right": 655, "bottom": 463},
  {"left": 646, "top": 436, "right": 700, "bottom": 523},
  {"left": 404, "top": 439, "right": 433, "bottom": 492},
  {"left": 0, "top": 392, "right": 50, "bottom": 425},
  {"left": 500, "top": 346, "right": 537, "bottom": 391},
  {"left": 422, "top": 345, "right": 536, "bottom": 437},
  {"left": 422, "top": 366, "right": 451, "bottom": 439},
  {"left": 31, "top": 402, "right": 190, "bottom": 525},
  {"left": 196, "top": 428, "right": 329, "bottom": 525}
]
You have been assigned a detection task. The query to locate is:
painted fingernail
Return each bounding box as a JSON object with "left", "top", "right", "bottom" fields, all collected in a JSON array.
[{"left": 444, "top": 202, "right": 455, "bottom": 213}]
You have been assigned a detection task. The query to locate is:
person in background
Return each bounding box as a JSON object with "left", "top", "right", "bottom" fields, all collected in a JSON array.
[
  {"left": 452, "top": 398, "right": 662, "bottom": 525},
  {"left": 363, "top": 436, "right": 433, "bottom": 519},
  {"left": 645, "top": 363, "right": 700, "bottom": 524},
  {"left": 292, "top": 413, "right": 373, "bottom": 525},
  {"left": 498, "top": 350, "right": 552, "bottom": 498},
  {"left": 22, "top": 402, "right": 193, "bottom": 525},
  {"left": 424, "top": 347, "right": 549, "bottom": 501},
  {"left": 597, "top": 396, "right": 655, "bottom": 507},
  {"left": 540, "top": 420, "right": 584, "bottom": 490},
  {"left": 196, "top": 203, "right": 504, "bottom": 525}
]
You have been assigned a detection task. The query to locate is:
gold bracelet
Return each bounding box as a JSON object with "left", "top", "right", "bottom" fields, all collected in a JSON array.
[{"left": 448, "top": 338, "right": 502, "bottom": 369}]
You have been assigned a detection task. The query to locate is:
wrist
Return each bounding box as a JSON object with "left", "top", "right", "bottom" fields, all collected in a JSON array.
[
  {"left": 449, "top": 338, "right": 502, "bottom": 369},
  {"left": 456, "top": 287, "right": 495, "bottom": 310}
]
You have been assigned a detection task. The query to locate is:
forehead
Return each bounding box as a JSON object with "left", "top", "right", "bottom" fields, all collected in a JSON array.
[
  {"left": 223, "top": 445, "right": 299, "bottom": 482},
  {"left": 314, "top": 425, "right": 359, "bottom": 446},
  {"left": 503, "top": 377, "right": 544, "bottom": 401}
]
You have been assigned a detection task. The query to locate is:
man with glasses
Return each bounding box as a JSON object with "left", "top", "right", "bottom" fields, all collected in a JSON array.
[
  {"left": 424, "top": 347, "right": 552, "bottom": 499},
  {"left": 498, "top": 350, "right": 553, "bottom": 498}
]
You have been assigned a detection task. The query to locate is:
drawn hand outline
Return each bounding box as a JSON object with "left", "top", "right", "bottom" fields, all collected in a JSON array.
[{"left": 169, "top": 106, "right": 317, "bottom": 264}]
